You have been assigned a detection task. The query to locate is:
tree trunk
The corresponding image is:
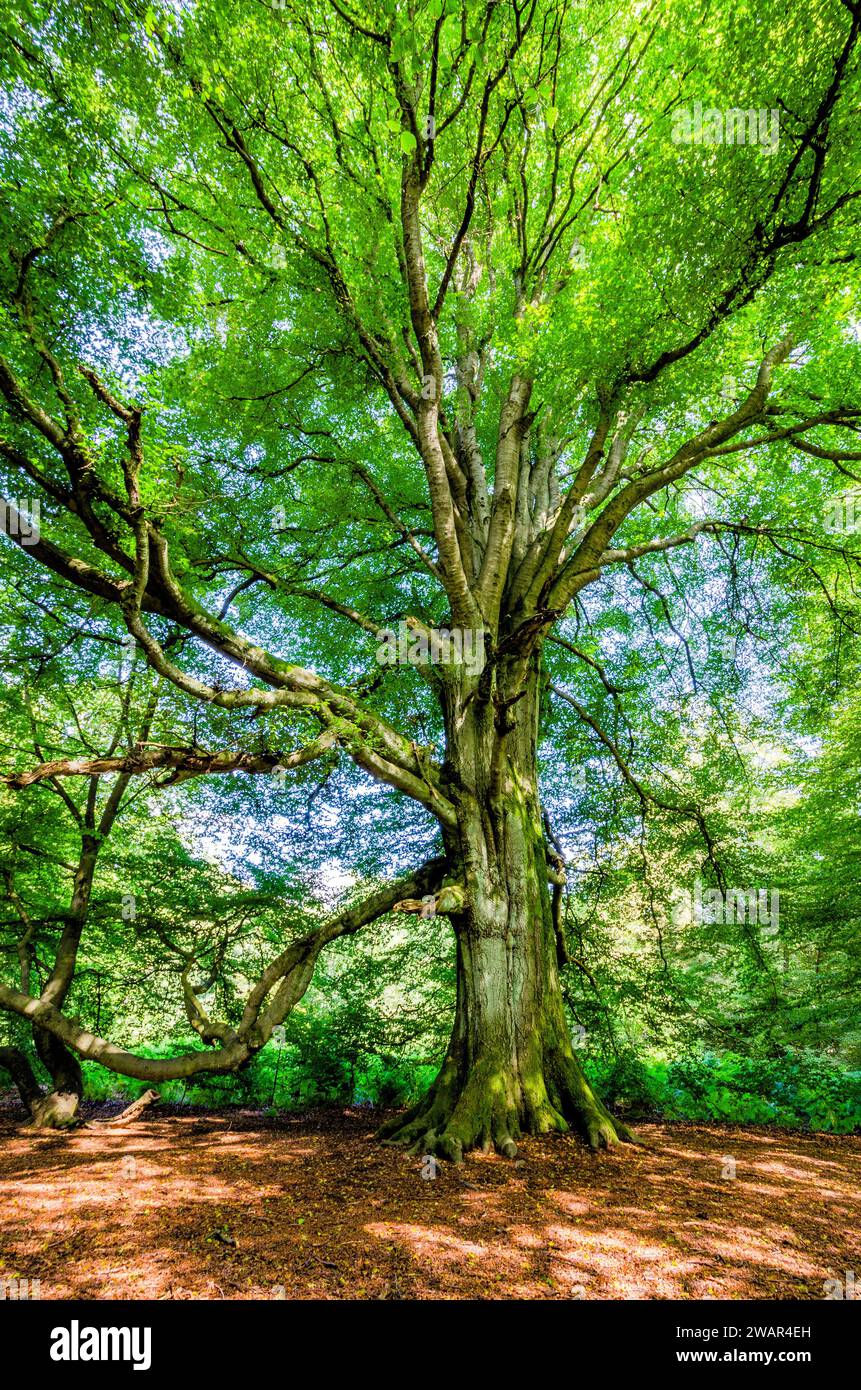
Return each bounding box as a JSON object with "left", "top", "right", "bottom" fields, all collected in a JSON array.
[
  {"left": 380, "top": 652, "right": 634, "bottom": 1161},
  {"left": 0, "top": 1038, "right": 82, "bottom": 1128},
  {"left": 21, "top": 1027, "right": 83, "bottom": 1128},
  {"left": 0, "top": 1046, "right": 43, "bottom": 1116},
  {"left": 29, "top": 1089, "right": 81, "bottom": 1129},
  {"left": 20, "top": 841, "right": 97, "bottom": 1128}
]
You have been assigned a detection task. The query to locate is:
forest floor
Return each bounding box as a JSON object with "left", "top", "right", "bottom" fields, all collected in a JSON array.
[{"left": 0, "top": 1100, "right": 859, "bottom": 1300}]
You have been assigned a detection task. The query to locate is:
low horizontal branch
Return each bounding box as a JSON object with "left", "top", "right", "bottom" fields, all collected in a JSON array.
[
  {"left": 0, "top": 856, "right": 447, "bottom": 1085},
  {"left": 2, "top": 735, "right": 337, "bottom": 789}
]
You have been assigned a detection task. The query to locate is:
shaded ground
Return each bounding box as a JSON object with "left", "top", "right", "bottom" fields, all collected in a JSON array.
[{"left": 0, "top": 1100, "right": 858, "bottom": 1299}]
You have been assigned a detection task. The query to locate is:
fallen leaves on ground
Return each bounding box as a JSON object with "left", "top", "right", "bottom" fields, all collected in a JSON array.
[{"left": 0, "top": 1101, "right": 858, "bottom": 1300}]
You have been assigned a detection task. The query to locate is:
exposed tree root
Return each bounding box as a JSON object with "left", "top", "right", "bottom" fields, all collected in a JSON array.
[{"left": 84, "top": 1089, "right": 160, "bottom": 1129}]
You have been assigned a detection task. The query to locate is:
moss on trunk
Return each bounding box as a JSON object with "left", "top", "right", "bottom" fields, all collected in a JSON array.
[{"left": 380, "top": 657, "right": 634, "bottom": 1161}]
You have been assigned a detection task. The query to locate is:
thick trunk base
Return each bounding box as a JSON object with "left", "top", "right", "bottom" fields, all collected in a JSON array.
[
  {"left": 381, "top": 656, "right": 636, "bottom": 1163},
  {"left": 28, "top": 1090, "right": 81, "bottom": 1129},
  {"left": 1, "top": 1044, "right": 83, "bottom": 1128},
  {"left": 378, "top": 1044, "right": 635, "bottom": 1162},
  {"left": 1, "top": 1033, "right": 84, "bottom": 1127}
]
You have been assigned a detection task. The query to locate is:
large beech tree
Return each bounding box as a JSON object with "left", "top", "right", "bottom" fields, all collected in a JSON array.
[{"left": 0, "top": 0, "right": 860, "bottom": 1153}]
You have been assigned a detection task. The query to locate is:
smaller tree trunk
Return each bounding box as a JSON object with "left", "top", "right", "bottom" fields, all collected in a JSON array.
[
  {"left": 0, "top": 1042, "right": 82, "bottom": 1127},
  {"left": 0, "top": 1046, "right": 43, "bottom": 1116},
  {"left": 32, "top": 1027, "right": 83, "bottom": 1128}
]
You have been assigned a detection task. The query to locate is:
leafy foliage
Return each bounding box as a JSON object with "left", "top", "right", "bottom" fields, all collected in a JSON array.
[{"left": 0, "top": 0, "right": 859, "bottom": 1142}]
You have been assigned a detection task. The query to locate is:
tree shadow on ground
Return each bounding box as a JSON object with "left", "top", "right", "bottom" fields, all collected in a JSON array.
[{"left": 0, "top": 1103, "right": 857, "bottom": 1300}]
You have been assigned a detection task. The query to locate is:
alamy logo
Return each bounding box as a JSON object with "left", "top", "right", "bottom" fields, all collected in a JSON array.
[
  {"left": 0, "top": 1277, "right": 40, "bottom": 1299},
  {"left": 0, "top": 496, "right": 40, "bottom": 546},
  {"left": 673, "top": 879, "right": 779, "bottom": 930},
  {"left": 824, "top": 1270, "right": 858, "bottom": 1300},
  {"left": 824, "top": 491, "right": 861, "bottom": 534},
  {"left": 50, "top": 1321, "right": 152, "bottom": 1371},
  {"left": 672, "top": 103, "right": 779, "bottom": 154},
  {"left": 376, "top": 620, "right": 485, "bottom": 676}
]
